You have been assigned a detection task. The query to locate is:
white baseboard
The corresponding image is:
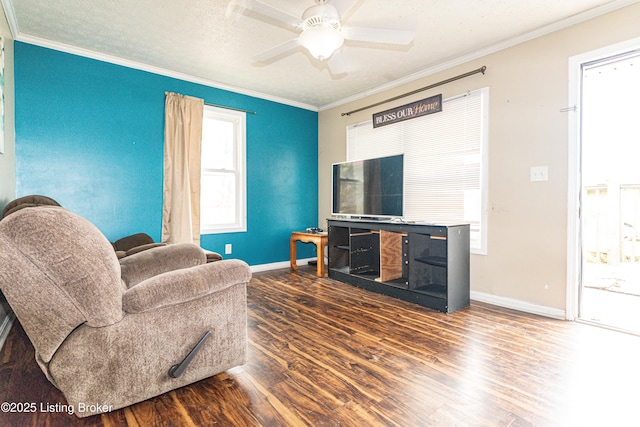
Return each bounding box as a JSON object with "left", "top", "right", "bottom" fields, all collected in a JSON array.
[
  {"left": 0, "top": 312, "right": 15, "bottom": 352},
  {"left": 471, "top": 291, "right": 566, "bottom": 320},
  {"left": 250, "top": 258, "right": 316, "bottom": 273},
  {"left": 247, "top": 263, "right": 567, "bottom": 320}
]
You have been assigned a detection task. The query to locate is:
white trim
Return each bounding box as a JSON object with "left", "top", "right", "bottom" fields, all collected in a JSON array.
[
  {"left": 249, "top": 261, "right": 567, "bottom": 320},
  {"left": 14, "top": 34, "right": 319, "bottom": 112},
  {"left": 0, "top": 311, "right": 14, "bottom": 352},
  {"left": 200, "top": 105, "right": 247, "bottom": 235},
  {"left": 566, "top": 53, "right": 582, "bottom": 322},
  {"left": 250, "top": 258, "right": 316, "bottom": 273},
  {"left": 319, "top": 0, "right": 640, "bottom": 111},
  {"left": 246, "top": 266, "right": 568, "bottom": 319},
  {"left": 471, "top": 291, "right": 566, "bottom": 320},
  {"left": 345, "top": 88, "right": 489, "bottom": 254},
  {"left": 478, "top": 87, "right": 490, "bottom": 255},
  {"left": 4, "top": 0, "right": 635, "bottom": 112},
  {"left": 0, "top": 0, "right": 19, "bottom": 39},
  {"left": 566, "top": 36, "right": 640, "bottom": 321}
]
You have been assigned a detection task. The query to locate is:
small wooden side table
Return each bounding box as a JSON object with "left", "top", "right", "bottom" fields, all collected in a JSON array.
[{"left": 290, "top": 231, "right": 328, "bottom": 277}]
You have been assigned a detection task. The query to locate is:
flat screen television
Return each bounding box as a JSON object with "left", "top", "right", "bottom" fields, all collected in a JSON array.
[{"left": 332, "top": 154, "right": 404, "bottom": 218}]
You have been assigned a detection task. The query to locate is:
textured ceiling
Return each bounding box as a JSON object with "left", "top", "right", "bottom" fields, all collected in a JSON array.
[{"left": 4, "top": 0, "right": 639, "bottom": 109}]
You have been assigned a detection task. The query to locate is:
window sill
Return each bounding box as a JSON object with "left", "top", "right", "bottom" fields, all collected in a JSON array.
[{"left": 201, "top": 226, "right": 246, "bottom": 235}]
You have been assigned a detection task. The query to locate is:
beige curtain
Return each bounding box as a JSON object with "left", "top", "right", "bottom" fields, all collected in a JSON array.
[{"left": 162, "top": 92, "right": 204, "bottom": 245}]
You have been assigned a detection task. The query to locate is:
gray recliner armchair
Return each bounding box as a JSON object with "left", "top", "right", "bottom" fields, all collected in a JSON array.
[{"left": 0, "top": 206, "right": 251, "bottom": 417}]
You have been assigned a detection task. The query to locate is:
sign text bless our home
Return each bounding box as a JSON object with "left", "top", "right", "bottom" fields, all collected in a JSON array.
[{"left": 373, "top": 94, "right": 442, "bottom": 128}]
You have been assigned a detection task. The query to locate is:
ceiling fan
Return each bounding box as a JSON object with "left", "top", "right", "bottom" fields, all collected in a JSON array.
[{"left": 231, "top": 0, "right": 414, "bottom": 75}]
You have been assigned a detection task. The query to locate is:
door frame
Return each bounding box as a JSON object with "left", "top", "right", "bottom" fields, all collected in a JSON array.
[{"left": 566, "top": 36, "right": 640, "bottom": 321}]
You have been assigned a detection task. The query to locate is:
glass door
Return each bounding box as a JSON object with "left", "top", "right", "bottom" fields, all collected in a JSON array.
[{"left": 579, "top": 50, "right": 640, "bottom": 334}]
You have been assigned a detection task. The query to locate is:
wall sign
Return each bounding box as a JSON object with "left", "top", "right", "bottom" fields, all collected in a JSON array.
[{"left": 373, "top": 94, "right": 442, "bottom": 128}]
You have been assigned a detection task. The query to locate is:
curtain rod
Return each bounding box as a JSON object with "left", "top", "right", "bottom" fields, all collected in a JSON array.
[
  {"left": 164, "top": 92, "right": 256, "bottom": 115},
  {"left": 341, "top": 65, "right": 487, "bottom": 117},
  {"left": 204, "top": 102, "right": 257, "bottom": 115}
]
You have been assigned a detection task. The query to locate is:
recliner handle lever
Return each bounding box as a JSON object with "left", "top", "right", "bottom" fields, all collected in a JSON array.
[{"left": 169, "top": 331, "right": 212, "bottom": 378}]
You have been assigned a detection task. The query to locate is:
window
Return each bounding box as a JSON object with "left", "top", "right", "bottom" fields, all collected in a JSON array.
[
  {"left": 346, "top": 87, "right": 489, "bottom": 254},
  {"left": 200, "top": 105, "right": 246, "bottom": 234}
]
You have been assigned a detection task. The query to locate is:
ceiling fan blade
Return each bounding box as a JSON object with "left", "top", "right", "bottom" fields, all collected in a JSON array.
[
  {"left": 343, "top": 26, "right": 414, "bottom": 45},
  {"left": 225, "top": 0, "right": 249, "bottom": 21},
  {"left": 244, "top": 0, "right": 302, "bottom": 31},
  {"left": 330, "top": 0, "right": 359, "bottom": 19},
  {"left": 253, "top": 38, "right": 301, "bottom": 63},
  {"left": 327, "top": 50, "right": 347, "bottom": 76}
]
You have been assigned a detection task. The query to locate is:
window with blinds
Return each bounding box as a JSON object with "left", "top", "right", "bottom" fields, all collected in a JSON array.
[{"left": 346, "top": 87, "right": 488, "bottom": 254}]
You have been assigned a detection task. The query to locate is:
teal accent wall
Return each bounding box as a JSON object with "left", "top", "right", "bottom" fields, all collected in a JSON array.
[{"left": 15, "top": 42, "right": 318, "bottom": 265}]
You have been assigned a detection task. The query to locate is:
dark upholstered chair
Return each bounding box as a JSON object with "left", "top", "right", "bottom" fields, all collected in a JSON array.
[
  {"left": 112, "top": 232, "right": 222, "bottom": 261},
  {"left": 0, "top": 206, "right": 251, "bottom": 417},
  {"left": 2, "top": 196, "right": 222, "bottom": 262},
  {"left": 111, "top": 232, "right": 167, "bottom": 259},
  {"left": 1, "top": 194, "right": 60, "bottom": 219}
]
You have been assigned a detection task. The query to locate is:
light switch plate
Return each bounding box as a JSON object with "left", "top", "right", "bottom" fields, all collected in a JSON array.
[{"left": 530, "top": 166, "right": 549, "bottom": 182}]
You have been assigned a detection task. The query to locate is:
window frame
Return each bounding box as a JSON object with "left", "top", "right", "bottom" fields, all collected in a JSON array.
[
  {"left": 346, "top": 87, "right": 489, "bottom": 254},
  {"left": 200, "top": 105, "right": 247, "bottom": 234}
]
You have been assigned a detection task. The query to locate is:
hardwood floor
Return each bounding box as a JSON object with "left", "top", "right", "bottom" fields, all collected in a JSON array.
[{"left": 1, "top": 265, "right": 640, "bottom": 426}]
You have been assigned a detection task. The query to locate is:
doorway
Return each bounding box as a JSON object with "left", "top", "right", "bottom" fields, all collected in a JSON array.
[{"left": 572, "top": 45, "right": 640, "bottom": 334}]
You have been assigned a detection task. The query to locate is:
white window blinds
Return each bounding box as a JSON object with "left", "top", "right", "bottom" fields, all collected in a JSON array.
[{"left": 346, "top": 87, "right": 488, "bottom": 253}]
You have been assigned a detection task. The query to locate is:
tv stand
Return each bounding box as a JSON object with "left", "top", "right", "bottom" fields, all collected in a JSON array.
[{"left": 327, "top": 219, "right": 470, "bottom": 313}]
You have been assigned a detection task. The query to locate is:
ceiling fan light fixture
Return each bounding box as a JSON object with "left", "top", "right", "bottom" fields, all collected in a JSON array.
[
  {"left": 298, "top": 2, "right": 344, "bottom": 61},
  {"left": 247, "top": 0, "right": 415, "bottom": 72},
  {"left": 299, "top": 25, "right": 344, "bottom": 60}
]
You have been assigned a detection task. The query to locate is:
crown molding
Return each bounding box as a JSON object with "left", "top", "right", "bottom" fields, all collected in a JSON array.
[
  {"left": 318, "top": 0, "right": 640, "bottom": 112},
  {"left": 13, "top": 33, "right": 319, "bottom": 112},
  {"left": 4, "top": 0, "right": 638, "bottom": 113},
  {"left": 0, "top": 0, "right": 19, "bottom": 39}
]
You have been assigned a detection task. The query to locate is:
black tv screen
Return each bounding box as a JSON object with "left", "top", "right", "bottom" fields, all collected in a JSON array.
[{"left": 332, "top": 154, "right": 404, "bottom": 218}]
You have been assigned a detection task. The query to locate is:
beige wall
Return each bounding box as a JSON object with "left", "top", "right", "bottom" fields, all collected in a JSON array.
[
  {"left": 318, "top": 4, "right": 640, "bottom": 313},
  {"left": 0, "top": 6, "right": 14, "bottom": 211}
]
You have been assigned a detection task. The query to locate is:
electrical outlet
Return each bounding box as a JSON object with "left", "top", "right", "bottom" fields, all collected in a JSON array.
[{"left": 225, "top": 244, "right": 232, "bottom": 254}]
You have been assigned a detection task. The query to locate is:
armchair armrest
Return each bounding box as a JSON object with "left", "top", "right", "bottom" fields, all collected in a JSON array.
[
  {"left": 126, "top": 242, "right": 167, "bottom": 256},
  {"left": 122, "top": 259, "right": 251, "bottom": 313},
  {"left": 119, "top": 243, "right": 206, "bottom": 288},
  {"left": 116, "top": 243, "right": 168, "bottom": 259}
]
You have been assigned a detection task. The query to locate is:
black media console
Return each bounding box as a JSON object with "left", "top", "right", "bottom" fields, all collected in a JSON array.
[{"left": 327, "top": 219, "right": 470, "bottom": 313}]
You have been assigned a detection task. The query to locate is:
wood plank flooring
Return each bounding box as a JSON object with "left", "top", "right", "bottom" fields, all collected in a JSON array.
[{"left": 2, "top": 265, "right": 640, "bottom": 426}]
